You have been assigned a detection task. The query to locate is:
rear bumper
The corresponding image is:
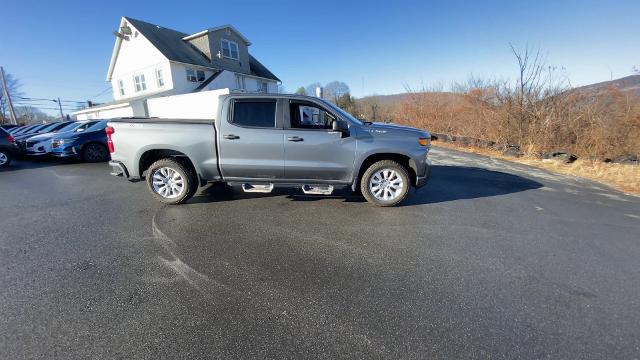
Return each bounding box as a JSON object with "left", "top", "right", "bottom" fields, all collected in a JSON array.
[{"left": 109, "top": 160, "right": 139, "bottom": 181}]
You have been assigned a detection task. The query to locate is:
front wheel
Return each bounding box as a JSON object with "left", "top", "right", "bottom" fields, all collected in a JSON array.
[
  {"left": 0, "top": 149, "right": 12, "bottom": 168},
  {"left": 360, "top": 160, "right": 410, "bottom": 207},
  {"left": 146, "top": 158, "right": 197, "bottom": 205}
]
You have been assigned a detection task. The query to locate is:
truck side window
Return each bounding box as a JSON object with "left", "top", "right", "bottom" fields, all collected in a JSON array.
[
  {"left": 289, "top": 102, "right": 335, "bottom": 130},
  {"left": 232, "top": 101, "right": 277, "bottom": 128}
]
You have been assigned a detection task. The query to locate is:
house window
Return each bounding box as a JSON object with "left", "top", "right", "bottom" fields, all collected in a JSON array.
[
  {"left": 133, "top": 74, "right": 146, "bottom": 92},
  {"left": 221, "top": 39, "right": 239, "bottom": 60},
  {"left": 235, "top": 74, "right": 246, "bottom": 90},
  {"left": 155, "top": 69, "right": 164, "bottom": 87},
  {"left": 118, "top": 79, "right": 125, "bottom": 96},
  {"left": 187, "top": 68, "right": 206, "bottom": 82},
  {"left": 186, "top": 69, "right": 196, "bottom": 82},
  {"left": 257, "top": 81, "right": 268, "bottom": 93}
]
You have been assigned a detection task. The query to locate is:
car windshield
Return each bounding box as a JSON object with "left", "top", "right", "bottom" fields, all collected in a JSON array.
[
  {"left": 36, "top": 123, "right": 61, "bottom": 133},
  {"left": 86, "top": 120, "right": 107, "bottom": 132},
  {"left": 319, "top": 99, "right": 363, "bottom": 125},
  {"left": 25, "top": 125, "right": 47, "bottom": 133},
  {"left": 53, "top": 122, "right": 78, "bottom": 133},
  {"left": 14, "top": 125, "right": 36, "bottom": 134}
]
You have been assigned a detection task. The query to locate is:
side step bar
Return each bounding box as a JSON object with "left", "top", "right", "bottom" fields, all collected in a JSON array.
[
  {"left": 301, "top": 184, "right": 334, "bottom": 195},
  {"left": 241, "top": 183, "right": 274, "bottom": 193}
]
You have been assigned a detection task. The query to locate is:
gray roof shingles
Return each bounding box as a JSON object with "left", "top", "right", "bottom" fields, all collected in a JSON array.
[{"left": 124, "top": 17, "right": 279, "bottom": 81}]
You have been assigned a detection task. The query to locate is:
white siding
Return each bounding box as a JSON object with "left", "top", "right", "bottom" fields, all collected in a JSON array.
[
  {"left": 110, "top": 21, "right": 172, "bottom": 100},
  {"left": 170, "top": 63, "right": 219, "bottom": 94},
  {"left": 76, "top": 105, "right": 135, "bottom": 120},
  {"left": 208, "top": 70, "right": 277, "bottom": 93}
]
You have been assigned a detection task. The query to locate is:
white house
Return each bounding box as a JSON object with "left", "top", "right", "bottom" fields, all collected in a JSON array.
[{"left": 74, "top": 17, "right": 280, "bottom": 120}]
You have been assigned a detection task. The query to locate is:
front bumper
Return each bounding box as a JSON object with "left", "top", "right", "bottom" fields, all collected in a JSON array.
[
  {"left": 50, "top": 145, "right": 81, "bottom": 158},
  {"left": 415, "top": 158, "right": 432, "bottom": 189}
]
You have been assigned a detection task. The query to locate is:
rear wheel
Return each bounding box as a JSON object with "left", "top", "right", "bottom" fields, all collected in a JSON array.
[
  {"left": 0, "top": 149, "right": 12, "bottom": 168},
  {"left": 82, "top": 143, "right": 109, "bottom": 162},
  {"left": 146, "top": 158, "right": 197, "bottom": 205},
  {"left": 360, "top": 160, "right": 410, "bottom": 207}
]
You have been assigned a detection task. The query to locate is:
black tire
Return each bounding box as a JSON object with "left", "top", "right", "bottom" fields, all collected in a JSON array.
[
  {"left": 0, "top": 149, "right": 12, "bottom": 168},
  {"left": 145, "top": 158, "right": 198, "bottom": 205},
  {"left": 360, "top": 160, "right": 410, "bottom": 207},
  {"left": 82, "top": 143, "right": 109, "bottom": 162}
]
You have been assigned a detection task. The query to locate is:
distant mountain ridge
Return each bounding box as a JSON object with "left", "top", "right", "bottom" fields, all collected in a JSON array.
[
  {"left": 572, "top": 75, "right": 640, "bottom": 97},
  {"left": 359, "top": 75, "right": 640, "bottom": 101}
]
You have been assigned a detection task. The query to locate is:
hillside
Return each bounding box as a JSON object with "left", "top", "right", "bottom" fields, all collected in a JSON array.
[{"left": 573, "top": 75, "right": 640, "bottom": 97}]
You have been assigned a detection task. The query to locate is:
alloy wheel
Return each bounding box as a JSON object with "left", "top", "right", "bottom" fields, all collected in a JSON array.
[
  {"left": 151, "top": 167, "right": 185, "bottom": 199},
  {"left": 368, "top": 168, "right": 405, "bottom": 201}
]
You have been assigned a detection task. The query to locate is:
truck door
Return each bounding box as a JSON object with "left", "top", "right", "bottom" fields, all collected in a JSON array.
[
  {"left": 218, "top": 98, "right": 284, "bottom": 180},
  {"left": 283, "top": 100, "right": 356, "bottom": 182}
]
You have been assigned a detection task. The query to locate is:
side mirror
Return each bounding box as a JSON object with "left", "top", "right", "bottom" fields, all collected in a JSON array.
[
  {"left": 331, "top": 119, "right": 349, "bottom": 138},
  {"left": 331, "top": 119, "right": 348, "bottom": 132}
]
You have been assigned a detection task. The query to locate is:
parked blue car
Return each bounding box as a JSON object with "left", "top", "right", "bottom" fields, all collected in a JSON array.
[
  {"left": 14, "top": 121, "right": 75, "bottom": 152},
  {"left": 50, "top": 120, "right": 110, "bottom": 162}
]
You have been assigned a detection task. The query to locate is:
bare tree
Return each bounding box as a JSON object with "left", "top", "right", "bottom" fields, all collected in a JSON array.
[
  {"left": 323, "top": 81, "right": 350, "bottom": 102},
  {"left": 304, "top": 82, "right": 322, "bottom": 97},
  {"left": 0, "top": 71, "right": 23, "bottom": 122},
  {"left": 14, "top": 106, "right": 52, "bottom": 124}
]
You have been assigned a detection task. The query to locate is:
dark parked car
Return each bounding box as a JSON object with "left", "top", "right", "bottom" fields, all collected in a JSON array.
[
  {"left": 14, "top": 122, "right": 74, "bottom": 152},
  {"left": 0, "top": 127, "right": 19, "bottom": 168},
  {"left": 10, "top": 124, "right": 40, "bottom": 135},
  {"left": 50, "top": 120, "right": 110, "bottom": 162}
]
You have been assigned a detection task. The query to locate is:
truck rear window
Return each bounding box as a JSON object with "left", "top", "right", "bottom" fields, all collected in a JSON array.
[{"left": 232, "top": 101, "right": 276, "bottom": 128}]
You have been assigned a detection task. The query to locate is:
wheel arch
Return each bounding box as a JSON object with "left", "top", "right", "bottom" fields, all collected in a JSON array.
[
  {"left": 352, "top": 152, "right": 417, "bottom": 191},
  {"left": 138, "top": 149, "right": 203, "bottom": 185}
]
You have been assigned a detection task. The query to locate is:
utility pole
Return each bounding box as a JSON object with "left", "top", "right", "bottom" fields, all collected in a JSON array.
[
  {"left": 0, "top": 66, "right": 18, "bottom": 125},
  {"left": 55, "top": 98, "right": 64, "bottom": 121}
]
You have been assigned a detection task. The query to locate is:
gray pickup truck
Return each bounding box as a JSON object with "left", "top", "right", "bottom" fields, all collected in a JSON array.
[{"left": 107, "top": 93, "right": 432, "bottom": 206}]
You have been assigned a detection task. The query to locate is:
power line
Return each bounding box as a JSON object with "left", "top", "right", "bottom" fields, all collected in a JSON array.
[
  {"left": 17, "top": 96, "right": 85, "bottom": 104},
  {"left": 89, "top": 87, "right": 112, "bottom": 100}
]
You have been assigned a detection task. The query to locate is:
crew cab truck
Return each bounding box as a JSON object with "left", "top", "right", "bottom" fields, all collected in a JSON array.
[{"left": 107, "top": 93, "right": 432, "bottom": 206}]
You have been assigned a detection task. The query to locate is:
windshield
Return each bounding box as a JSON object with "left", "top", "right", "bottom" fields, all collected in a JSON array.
[
  {"left": 86, "top": 120, "right": 107, "bottom": 132},
  {"left": 14, "top": 125, "right": 36, "bottom": 134},
  {"left": 72, "top": 121, "right": 98, "bottom": 132},
  {"left": 320, "top": 99, "right": 363, "bottom": 125},
  {"left": 54, "top": 122, "right": 79, "bottom": 133},
  {"left": 36, "top": 123, "right": 62, "bottom": 133},
  {"left": 25, "top": 125, "right": 47, "bottom": 134}
]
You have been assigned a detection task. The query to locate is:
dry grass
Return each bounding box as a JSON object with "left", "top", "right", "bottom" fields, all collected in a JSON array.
[{"left": 433, "top": 141, "right": 640, "bottom": 195}]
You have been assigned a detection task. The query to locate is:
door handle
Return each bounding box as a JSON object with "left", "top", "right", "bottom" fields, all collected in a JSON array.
[
  {"left": 287, "top": 136, "right": 304, "bottom": 142},
  {"left": 223, "top": 134, "right": 240, "bottom": 140}
]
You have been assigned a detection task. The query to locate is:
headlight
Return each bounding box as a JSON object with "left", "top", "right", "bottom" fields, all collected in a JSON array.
[{"left": 418, "top": 137, "right": 431, "bottom": 147}]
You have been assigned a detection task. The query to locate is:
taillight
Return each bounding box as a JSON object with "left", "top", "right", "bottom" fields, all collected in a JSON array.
[
  {"left": 105, "top": 126, "right": 115, "bottom": 153},
  {"left": 7, "top": 135, "right": 15, "bottom": 144}
]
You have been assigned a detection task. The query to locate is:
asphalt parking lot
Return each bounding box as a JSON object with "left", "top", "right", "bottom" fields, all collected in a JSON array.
[{"left": 1, "top": 147, "right": 639, "bottom": 359}]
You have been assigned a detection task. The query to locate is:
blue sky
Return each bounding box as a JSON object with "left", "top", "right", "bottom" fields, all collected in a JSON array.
[{"left": 2, "top": 0, "right": 639, "bottom": 114}]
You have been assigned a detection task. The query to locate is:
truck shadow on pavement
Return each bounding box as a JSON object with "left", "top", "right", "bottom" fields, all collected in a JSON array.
[{"left": 189, "top": 165, "right": 543, "bottom": 206}]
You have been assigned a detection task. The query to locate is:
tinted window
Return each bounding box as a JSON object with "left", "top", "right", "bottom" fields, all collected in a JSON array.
[{"left": 232, "top": 101, "right": 276, "bottom": 128}]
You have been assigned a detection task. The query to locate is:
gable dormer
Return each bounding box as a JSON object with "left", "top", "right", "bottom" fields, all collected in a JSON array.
[{"left": 182, "top": 25, "right": 251, "bottom": 74}]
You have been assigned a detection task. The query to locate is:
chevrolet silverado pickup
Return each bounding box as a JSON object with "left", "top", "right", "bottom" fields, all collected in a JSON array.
[{"left": 107, "top": 93, "right": 432, "bottom": 206}]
